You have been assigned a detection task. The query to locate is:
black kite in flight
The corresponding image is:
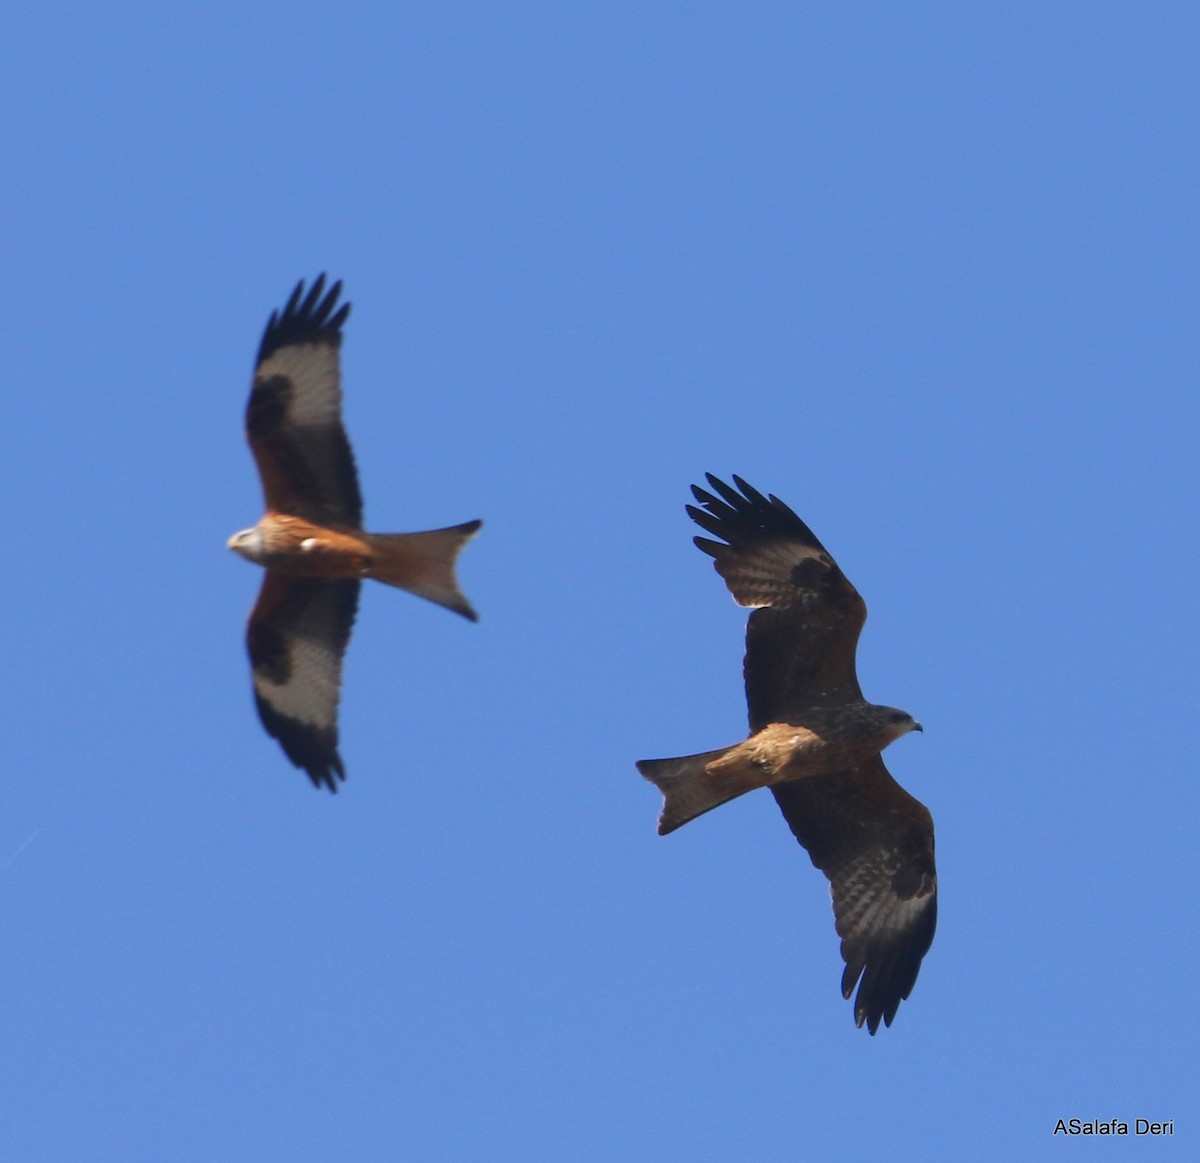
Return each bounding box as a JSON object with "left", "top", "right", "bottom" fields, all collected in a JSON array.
[
  {"left": 229, "top": 276, "right": 481, "bottom": 791},
  {"left": 638, "top": 475, "right": 936, "bottom": 1032}
]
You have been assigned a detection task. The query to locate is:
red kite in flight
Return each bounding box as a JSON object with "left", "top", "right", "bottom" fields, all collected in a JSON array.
[
  {"left": 229, "top": 276, "right": 481, "bottom": 791},
  {"left": 638, "top": 475, "right": 936, "bottom": 1032}
]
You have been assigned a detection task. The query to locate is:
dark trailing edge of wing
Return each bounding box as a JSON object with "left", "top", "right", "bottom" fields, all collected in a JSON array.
[
  {"left": 245, "top": 373, "right": 364, "bottom": 525},
  {"left": 254, "top": 693, "right": 346, "bottom": 793},
  {"left": 687, "top": 473, "right": 827, "bottom": 560},
  {"left": 246, "top": 274, "right": 363, "bottom": 526},
  {"left": 686, "top": 474, "right": 867, "bottom": 719},
  {"left": 840, "top": 893, "right": 937, "bottom": 1035},
  {"left": 257, "top": 274, "right": 351, "bottom": 366},
  {"left": 246, "top": 577, "right": 360, "bottom": 794},
  {"left": 773, "top": 765, "right": 937, "bottom": 1034}
]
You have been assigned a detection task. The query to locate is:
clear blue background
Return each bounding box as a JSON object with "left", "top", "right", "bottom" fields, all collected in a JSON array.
[{"left": 3, "top": 3, "right": 1196, "bottom": 1159}]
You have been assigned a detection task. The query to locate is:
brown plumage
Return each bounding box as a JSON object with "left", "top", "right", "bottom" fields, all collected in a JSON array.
[
  {"left": 638, "top": 474, "right": 936, "bottom": 1033},
  {"left": 229, "top": 275, "right": 481, "bottom": 791}
]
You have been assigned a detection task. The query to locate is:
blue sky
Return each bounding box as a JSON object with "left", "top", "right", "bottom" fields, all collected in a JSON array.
[{"left": 3, "top": 3, "right": 1197, "bottom": 1159}]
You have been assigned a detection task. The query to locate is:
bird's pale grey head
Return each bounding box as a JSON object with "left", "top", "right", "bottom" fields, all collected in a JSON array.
[{"left": 227, "top": 526, "right": 267, "bottom": 564}]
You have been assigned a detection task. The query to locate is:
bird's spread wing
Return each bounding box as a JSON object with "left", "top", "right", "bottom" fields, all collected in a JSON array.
[
  {"left": 246, "top": 275, "right": 363, "bottom": 526},
  {"left": 772, "top": 757, "right": 937, "bottom": 1033},
  {"left": 246, "top": 572, "right": 361, "bottom": 791},
  {"left": 688, "top": 474, "right": 867, "bottom": 727}
]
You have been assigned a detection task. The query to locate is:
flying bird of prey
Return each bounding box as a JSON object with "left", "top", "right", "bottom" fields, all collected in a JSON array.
[
  {"left": 229, "top": 275, "right": 481, "bottom": 791},
  {"left": 638, "top": 475, "right": 936, "bottom": 1032}
]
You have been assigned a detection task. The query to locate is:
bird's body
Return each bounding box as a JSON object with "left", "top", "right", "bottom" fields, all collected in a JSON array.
[
  {"left": 230, "top": 514, "right": 374, "bottom": 576},
  {"left": 230, "top": 512, "right": 479, "bottom": 606},
  {"left": 229, "top": 276, "right": 480, "bottom": 790},
  {"left": 640, "top": 705, "right": 921, "bottom": 835},
  {"left": 638, "top": 474, "right": 936, "bottom": 1033}
]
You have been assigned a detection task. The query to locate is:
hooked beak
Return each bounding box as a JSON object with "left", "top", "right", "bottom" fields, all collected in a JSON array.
[{"left": 913, "top": 722, "right": 924, "bottom": 733}]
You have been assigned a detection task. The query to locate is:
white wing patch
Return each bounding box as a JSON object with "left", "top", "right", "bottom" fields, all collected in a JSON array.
[
  {"left": 253, "top": 634, "right": 342, "bottom": 730},
  {"left": 256, "top": 344, "right": 342, "bottom": 427},
  {"left": 835, "top": 846, "right": 934, "bottom": 948},
  {"left": 731, "top": 542, "right": 828, "bottom": 608}
]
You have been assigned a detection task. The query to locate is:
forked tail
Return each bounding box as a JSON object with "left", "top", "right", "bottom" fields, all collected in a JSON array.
[
  {"left": 637, "top": 743, "right": 770, "bottom": 835},
  {"left": 365, "top": 520, "right": 482, "bottom": 620}
]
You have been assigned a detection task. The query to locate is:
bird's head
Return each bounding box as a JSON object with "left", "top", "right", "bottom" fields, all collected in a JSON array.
[
  {"left": 876, "top": 706, "right": 923, "bottom": 742},
  {"left": 227, "top": 526, "right": 267, "bottom": 564}
]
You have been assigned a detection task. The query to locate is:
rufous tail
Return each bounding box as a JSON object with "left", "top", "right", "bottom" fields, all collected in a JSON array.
[
  {"left": 637, "top": 744, "right": 771, "bottom": 835},
  {"left": 365, "top": 520, "right": 482, "bottom": 620}
]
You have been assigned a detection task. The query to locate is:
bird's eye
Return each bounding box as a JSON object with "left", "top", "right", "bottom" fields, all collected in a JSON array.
[{"left": 889, "top": 712, "right": 907, "bottom": 723}]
